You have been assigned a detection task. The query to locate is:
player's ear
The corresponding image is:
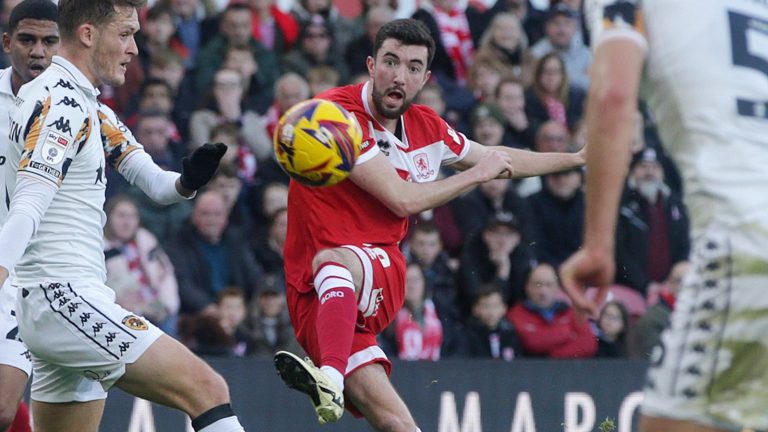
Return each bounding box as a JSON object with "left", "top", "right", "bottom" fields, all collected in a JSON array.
[
  {"left": 422, "top": 70, "right": 431, "bottom": 87},
  {"left": 2, "top": 33, "right": 10, "bottom": 54},
  {"left": 366, "top": 56, "right": 375, "bottom": 77},
  {"left": 77, "top": 23, "right": 96, "bottom": 48}
]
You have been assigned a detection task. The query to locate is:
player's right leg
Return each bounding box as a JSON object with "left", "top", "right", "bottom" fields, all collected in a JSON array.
[
  {"left": 344, "top": 362, "right": 418, "bottom": 432},
  {"left": 116, "top": 334, "right": 244, "bottom": 431},
  {"left": 31, "top": 400, "right": 106, "bottom": 432},
  {"left": 0, "top": 364, "right": 28, "bottom": 430},
  {"left": 275, "top": 247, "right": 362, "bottom": 423}
]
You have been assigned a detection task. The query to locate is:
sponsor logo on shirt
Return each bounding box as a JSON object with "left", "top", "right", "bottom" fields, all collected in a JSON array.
[
  {"left": 41, "top": 130, "right": 70, "bottom": 164},
  {"left": 28, "top": 161, "right": 61, "bottom": 178}
]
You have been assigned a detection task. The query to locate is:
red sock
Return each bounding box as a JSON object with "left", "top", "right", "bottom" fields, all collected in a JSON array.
[{"left": 314, "top": 262, "right": 357, "bottom": 375}]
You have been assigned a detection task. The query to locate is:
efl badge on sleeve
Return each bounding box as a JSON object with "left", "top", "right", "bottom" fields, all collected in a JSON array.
[
  {"left": 41, "top": 130, "right": 70, "bottom": 164},
  {"left": 122, "top": 315, "right": 148, "bottom": 330}
]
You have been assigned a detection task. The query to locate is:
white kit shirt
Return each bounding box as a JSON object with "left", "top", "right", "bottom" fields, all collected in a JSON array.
[{"left": 586, "top": 0, "right": 768, "bottom": 233}]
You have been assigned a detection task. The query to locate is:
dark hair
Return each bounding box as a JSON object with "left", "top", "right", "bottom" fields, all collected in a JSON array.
[
  {"left": 139, "top": 78, "right": 173, "bottom": 98},
  {"left": 8, "top": 0, "right": 58, "bottom": 34},
  {"left": 533, "top": 52, "right": 570, "bottom": 105},
  {"left": 58, "top": 0, "right": 146, "bottom": 41},
  {"left": 145, "top": 4, "right": 171, "bottom": 22},
  {"left": 410, "top": 220, "right": 440, "bottom": 237},
  {"left": 103, "top": 194, "right": 139, "bottom": 240},
  {"left": 374, "top": 18, "right": 435, "bottom": 68},
  {"left": 223, "top": 2, "right": 251, "bottom": 16}
]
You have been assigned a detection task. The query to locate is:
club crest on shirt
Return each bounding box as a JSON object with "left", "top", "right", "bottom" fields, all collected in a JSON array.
[
  {"left": 122, "top": 315, "right": 148, "bottom": 330},
  {"left": 412, "top": 152, "right": 434, "bottom": 180}
]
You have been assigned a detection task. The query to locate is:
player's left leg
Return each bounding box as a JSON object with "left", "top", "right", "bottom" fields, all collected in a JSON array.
[
  {"left": 31, "top": 399, "right": 105, "bottom": 432},
  {"left": 0, "top": 364, "right": 28, "bottom": 430},
  {"left": 345, "top": 362, "right": 419, "bottom": 432}
]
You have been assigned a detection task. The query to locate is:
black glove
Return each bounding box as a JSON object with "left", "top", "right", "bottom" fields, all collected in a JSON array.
[{"left": 179, "top": 142, "right": 227, "bottom": 190}]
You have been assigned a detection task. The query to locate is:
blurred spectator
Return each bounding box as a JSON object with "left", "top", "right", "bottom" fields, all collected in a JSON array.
[
  {"left": 495, "top": 78, "right": 534, "bottom": 149},
  {"left": 220, "top": 46, "right": 271, "bottom": 113},
  {"left": 242, "top": 276, "right": 303, "bottom": 357},
  {"left": 208, "top": 163, "right": 254, "bottom": 236},
  {"left": 383, "top": 263, "right": 446, "bottom": 361},
  {"left": 470, "top": 0, "right": 546, "bottom": 48},
  {"left": 239, "top": 0, "right": 300, "bottom": 54},
  {"left": 507, "top": 263, "right": 597, "bottom": 358},
  {"left": 216, "top": 288, "right": 250, "bottom": 356},
  {"left": 528, "top": 3, "right": 591, "bottom": 91},
  {"left": 470, "top": 101, "right": 506, "bottom": 146},
  {"left": 475, "top": 12, "right": 528, "bottom": 83},
  {"left": 168, "top": 191, "right": 263, "bottom": 315},
  {"left": 134, "top": 110, "right": 184, "bottom": 170},
  {"left": 138, "top": 5, "right": 185, "bottom": 72},
  {"left": 189, "top": 67, "right": 272, "bottom": 160},
  {"left": 306, "top": 65, "right": 339, "bottom": 96},
  {"left": 125, "top": 78, "right": 184, "bottom": 141},
  {"left": 146, "top": 48, "right": 197, "bottom": 136},
  {"left": 104, "top": 196, "right": 180, "bottom": 335},
  {"left": 251, "top": 207, "right": 287, "bottom": 281},
  {"left": 405, "top": 200, "right": 463, "bottom": 258},
  {"left": 404, "top": 222, "right": 460, "bottom": 320},
  {"left": 615, "top": 148, "right": 690, "bottom": 296},
  {"left": 526, "top": 167, "right": 584, "bottom": 267},
  {"left": 290, "top": 0, "right": 357, "bottom": 56},
  {"left": 452, "top": 178, "right": 535, "bottom": 241},
  {"left": 458, "top": 213, "right": 536, "bottom": 309},
  {"left": 632, "top": 261, "right": 690, "bottom": 359},
  {"left": 412, "top": 0, "right": 476, "bottom": 86},
  {"left": 414, "top": 82, "right": 468, "bottom": 134},
  {"left": 344, "top": 5, "right": 393, "bottom": 78},
  {"left": 157, "top": 0, "right": 213, "bottom": 67},
  {"left": 525, "top": 53, "right": 586, "bottom": 132},
  {"left": 195, "top": 3, "right": 279, "bottom": 106},
  {"left": 594, "top": 300, "right": 630, "bottom": 358},
  {"left": 264, "top": 72, "right": 310, "bottom": 140},
  {"left": 209, "top": 121, "right": 257, "bottom": 182},
  {"left": 464, "top": 284, "right": 522, "bottom": 361},
  {"left": 533, "top": 119, "right": 571, "bottom": 153},
  {"left": 467, "top": 52, "right": 509, "bottom": 102},
  {"left": 0, "top": 0, "right": 22, "bottom": 67},
  {"left": 281, "top": 15, "right": 349, "bottom": 84},
  {"left": 250, "top": 181, "right": 289, "bottom": 238}
]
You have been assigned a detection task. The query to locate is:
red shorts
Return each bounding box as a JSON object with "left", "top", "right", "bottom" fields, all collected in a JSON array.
[{"left": 286, "top": 243, "right": 406, "bottom": 414}]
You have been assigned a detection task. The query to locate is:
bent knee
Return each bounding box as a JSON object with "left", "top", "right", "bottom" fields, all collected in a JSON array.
[{"left": 312, "top": 248, "right": 356, "bottom": 273}]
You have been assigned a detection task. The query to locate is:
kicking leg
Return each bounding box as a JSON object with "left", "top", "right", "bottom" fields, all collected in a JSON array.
[
  {"left": 32, "top": 399, "right": 105, "bottom": 432},
  {"left": 117, "top": 334, "right": 244, "bottom": 431},
  {"left": 345, "top": 362, "right": 418, "bottom": 432},
  {"left": 0, "top": 364, "right": 28, "bottom": 430}
]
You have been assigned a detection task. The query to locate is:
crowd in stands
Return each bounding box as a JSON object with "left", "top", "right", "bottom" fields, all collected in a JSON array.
[{"left": 0, "top": 0, "right": 692, "bottom": 361}]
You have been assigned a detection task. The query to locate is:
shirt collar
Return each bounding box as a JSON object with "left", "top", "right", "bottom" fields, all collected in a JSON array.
[
  {"left": 51, "top": 55, "right": 100, "bottom": 98},
  {"left": 0, "top": 67, "right": 13, "bottom": 97}
]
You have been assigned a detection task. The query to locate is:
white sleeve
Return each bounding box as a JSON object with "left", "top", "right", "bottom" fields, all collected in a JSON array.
[
  {"left": 585, "top": 0, "right": 648, "bottom": 52},
  {"left": 0, "top": 175, "right": 57, "bottom": 272},
  {"left": 119, "top": 150, "right": 193, "bottom": 205}
]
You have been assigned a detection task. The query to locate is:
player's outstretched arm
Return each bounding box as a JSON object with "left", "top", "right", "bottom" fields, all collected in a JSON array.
[
  {"left": 560, "top": 37, "right": 645, "bottom": 317},
  {"left": 452, "top": 141, "right": 585, "bottom": 179},
  {"left": 350, "top": 148, "right": 514, "bottom": 218}
]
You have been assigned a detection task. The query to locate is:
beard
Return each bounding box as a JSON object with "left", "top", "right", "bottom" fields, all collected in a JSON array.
[
  {"left": 371, "top": 83, "right": 415, "bottom": 119},
  {"left": 637, "top": 180, "right": 663, "bottom": 203}
]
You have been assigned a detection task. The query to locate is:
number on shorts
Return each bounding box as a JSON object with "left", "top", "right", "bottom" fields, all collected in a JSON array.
[
  {"left": 729, "top": 10, "right": 768, "bottom": 119},
  {"left": 364, "top": 246, "right": 391, "bottom": 268}
]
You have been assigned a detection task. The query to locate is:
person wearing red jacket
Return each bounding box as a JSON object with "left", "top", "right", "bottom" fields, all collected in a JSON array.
[{"left": 507, "top": 263, "right": 596, "bottom": 358}]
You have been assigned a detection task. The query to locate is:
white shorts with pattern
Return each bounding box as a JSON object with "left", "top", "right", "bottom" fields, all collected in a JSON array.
[
  {"left": 642, "top": 222, "right": 768, "bottom": 431},
  {"left": 0, "top": 280, "right": 31, "bottom": 376},
  {"left": 15, "top": 280, "right": 162, "bottom": 403}
]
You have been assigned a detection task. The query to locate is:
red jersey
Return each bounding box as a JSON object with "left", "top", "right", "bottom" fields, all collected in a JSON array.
[{"left": 284, "top": 82, "right": 471, "bottom": 293}]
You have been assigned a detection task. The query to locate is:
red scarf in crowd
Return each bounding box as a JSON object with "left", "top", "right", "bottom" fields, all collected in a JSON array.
[
  {"left": 395, "top": 299, "right": 443, "bottom": 361},
  {"left": 434, "top": 5, "right": 474, "bottom": 85}
]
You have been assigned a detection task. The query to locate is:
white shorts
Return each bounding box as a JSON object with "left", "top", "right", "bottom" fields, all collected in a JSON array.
[
  {"left": 0, "top": 280, "right": 32, "bottom": 376},
  {"left": 15, "top": 280, "right": 163, "bottom": 403},
  {"left": 642, "top": 222, "right": 768, "bottom": 430}
]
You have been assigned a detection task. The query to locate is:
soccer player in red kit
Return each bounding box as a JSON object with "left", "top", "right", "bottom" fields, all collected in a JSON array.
[{"left": 274, "top": 19, "right": 585, "bottom": 431}]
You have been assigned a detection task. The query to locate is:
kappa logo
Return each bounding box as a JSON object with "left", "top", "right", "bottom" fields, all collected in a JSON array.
[
  {"left": 47, "top": 117, "right": 72, "bottom": 134},
  {"left": 122, "top": 315, "right": 148, "bottom": 330},
  {"left": 53, "top": 79, "right": 75, "bottom": 90},
  {"left": 56, "top": 96, "right": 83, "bottom": 111}
]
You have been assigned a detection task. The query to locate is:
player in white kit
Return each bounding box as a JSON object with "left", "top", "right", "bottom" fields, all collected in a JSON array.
[
  {"left": 0, "top": 1, "right": 58, "bottom": 429},
  {"left": 560, "top": 1, "right": 768, "bottom": 431},
  {"left": 0, "top": 1, "right": 247, "bottom": 431}
]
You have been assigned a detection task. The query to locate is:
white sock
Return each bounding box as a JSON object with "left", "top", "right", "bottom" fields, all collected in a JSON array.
[
  {"left": 197, "top": 416, "right": 244, "bottom": 432},
  {"left": 321, "top": 365, "right": 345, "bottom": 392}
]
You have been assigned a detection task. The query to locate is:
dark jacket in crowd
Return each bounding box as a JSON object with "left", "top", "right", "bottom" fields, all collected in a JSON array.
[
  {"left": 168, "top": 224, "right": 264, "bottom": 314},
  {"left": 527, "top": 185, "right": 585, "bottom": 267},
  {"left": 464, "top": 317, "right": 523, "bottom": 361}
]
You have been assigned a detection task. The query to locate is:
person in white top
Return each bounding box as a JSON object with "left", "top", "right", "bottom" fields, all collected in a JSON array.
[
  {"left": 560, "top": 1, "right": 768, "bottom": 431},
  {"left": 0, "top": 1, "right": 246, "bottom": 431},
  {"left": 0, "top": 0, "right": 58, "bottom": 429}
]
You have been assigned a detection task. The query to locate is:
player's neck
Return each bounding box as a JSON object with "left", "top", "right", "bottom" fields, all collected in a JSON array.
[{"left": 58, "top": 45, "right": 101, "bottom": 88}]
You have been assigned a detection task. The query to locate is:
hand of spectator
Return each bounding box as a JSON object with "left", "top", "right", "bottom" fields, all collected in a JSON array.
[
  {"left": 559, "top": 247, "right": 615, "bottom": 319},
  {"left": 180, "top": 143, "right": 228, "bottom": 190}
]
